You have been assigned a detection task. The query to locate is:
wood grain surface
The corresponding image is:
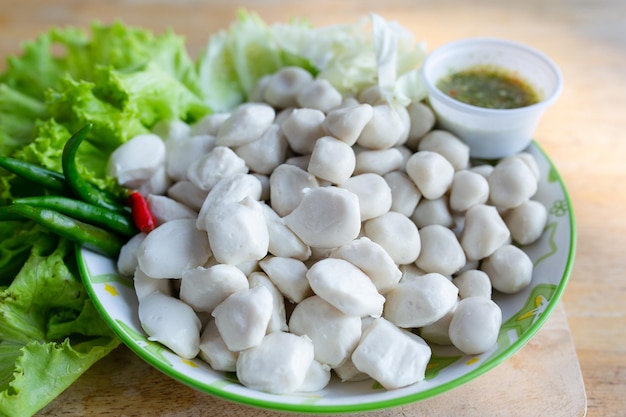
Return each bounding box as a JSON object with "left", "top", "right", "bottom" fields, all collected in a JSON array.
[
  {"left": 1, "top": 0, "right": 625, "bottom": 416},
  {"left": 36, "top": 304, "right": 585, "bottom": 417}
]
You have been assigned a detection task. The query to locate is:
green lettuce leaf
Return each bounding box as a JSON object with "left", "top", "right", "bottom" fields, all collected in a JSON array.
[
  {"left": 0, "top": 21, "right": 200, "bottom": 99},
  {"left": 226, "top": 10, "right": 285, "bottom": 95},
  {"left": 0, "top": 336, "right": 119, "bottom": 417},
  {"left": 1, "top": 237, "right": 87, "bottom": 343},
  {"left": 44, "top": 76, "right": 149, "bottom": 153},
  {"left": 93, "top": 62, "right": 210, "bottom": 127},
  {"left": 195, "top": 31, "right": 246, "bottom": 113},
  {"left": 0, "top": 20, "right": 210, "bottom": 415},
  {"left": 0, "top": 222, "right": 39, "bottom": 287},
  {"left": 0, "top": 84, "right": 48, "bottom": 156},
  {"left": 0, "top": 235, "right": 120, "bottom": 417}
]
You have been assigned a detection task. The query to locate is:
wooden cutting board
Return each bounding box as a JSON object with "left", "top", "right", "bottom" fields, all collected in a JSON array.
[{"left": 37, "top": 302, "right": 586, "bottom": 416}]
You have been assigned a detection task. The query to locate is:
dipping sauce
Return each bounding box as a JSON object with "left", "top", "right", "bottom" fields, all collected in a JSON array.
[{"left": 436, "top": 65, "right": 540, "bottom": 109}]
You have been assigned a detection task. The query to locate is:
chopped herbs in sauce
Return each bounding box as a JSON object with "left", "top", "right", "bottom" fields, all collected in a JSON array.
[{"left": 437, "top": 65, "right": 540, "bottom": 109}]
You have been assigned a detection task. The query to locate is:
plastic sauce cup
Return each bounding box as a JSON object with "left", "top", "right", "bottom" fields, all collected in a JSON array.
[{"left": 421, "top": 38, "right": 563, "bottom": 159}]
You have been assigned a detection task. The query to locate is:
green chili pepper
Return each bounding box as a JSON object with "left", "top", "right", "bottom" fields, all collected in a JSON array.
[
  {"left": 0, "top": 156, "right": 70, "bottom": 194},
  {"left": 13, "top": 196, "right": 138, "bottom": 237},
  {"left": 0, "top": 204, "right": 124, "bottom": 257},
  {"left": 61, "top": 124, "right": 126, "bottom": 212}
]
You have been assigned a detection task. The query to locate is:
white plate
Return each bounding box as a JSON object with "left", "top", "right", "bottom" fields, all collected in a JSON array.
[{"left": 78, "top": 142, "right": 576, "bottom": 414}]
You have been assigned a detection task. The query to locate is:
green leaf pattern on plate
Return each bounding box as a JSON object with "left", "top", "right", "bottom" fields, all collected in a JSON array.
[
  {"left": 533, "top": 221, "right": 558, "bottom": 267},
  {"left": 90, "top": 273, "right": 133, "bottom": 288},
  {"left": 425, "top": 354, "right": 462, "bottom": 380},
  {"left": 549, "top": 198, "right": 569, "bottom": 217}
]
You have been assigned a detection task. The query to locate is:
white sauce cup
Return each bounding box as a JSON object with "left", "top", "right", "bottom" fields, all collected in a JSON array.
[{"left": 421, "top": 38, "right": 563, "bottom": 159}]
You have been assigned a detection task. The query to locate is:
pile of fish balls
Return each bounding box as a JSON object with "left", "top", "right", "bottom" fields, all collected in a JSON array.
[{"left": 112, "top": 66, "right": 548, "bottom": 394}]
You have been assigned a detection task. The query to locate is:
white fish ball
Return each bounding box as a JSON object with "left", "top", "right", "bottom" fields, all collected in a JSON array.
[
  {"left": 190, "top": 113, "right": 230, "bottom": 137},
  {"left": 259, "top": 256, "right": 313, "bottom": 304},
  {"left": 453, "top": 269, "right": 492, "bottom": 299},
  {"left": 136, "top": 219, "right": 210, "bottom": 279},
  {"left": 503, "top": 200, "right": 548, "bottom": 245},
  {"left": 460, "top": 204, "right": 510, "bottom": 261},
  {"left": 383, "top": 272, "right": 459, "bottom": 328},
  {"left": 117, "top": 233, "right": 146, "bottom": 277},
  {"left": 351, "top": 318, "right": 431, "bottom": 390},
  {"left": 354, "top": 147, "right": 404, "bottom": 176},
  {"left": 138, "top": 291, "right": 201, "bottom": 359},
  {"left": 216, "top": 103, "right": 275, "bottom": 147},
  {"left": 405, "top": 151, "right": 455, "bottom": 200},
  {"left": 248, "top": 271, "right": 288, "bottom": 333},
  {"left": 299, "top": 360, "right": 332, "bottom": 392},
  {"left": 179, "top": 264, "right": 249, "bottom": 313},
  {"left": 418, "top": 130, "right": 470, "bottom": 171},
  {"left": 384, "top": 171, "right": 422, "bottom": 217},
  {"left": 199, "top": 319, "right": 238, "bottom": 372},
  {"left": 308, "top": 136, "right": 356, "bottom": 185},
  {"left": 264, "top": 66, "right": 314, "bottom": 108},
  {"left": 357, "top": 104, "right": 406, "bottom": 150},
  {"left": 212, "top": 286, "right": 274, "bottom": 352},
  {"left": 107, "top": 133, "right": 166, "bottom": 187},
  {"left": 364, "top": 211, "right": 421, "bottom": 264},
  {"left": 289, "top": 295, "right": 361, "bottom": 367},
  {"left": 187, "top": 146, "right": 248, "bottom": 191},
  {"left": 205, "top": 197, "right": 269, "bottom": 265},
  {"left": 415, "top": 224, "right": 466, "bottom": 276},
  {"left": 236, "top": 331, "right": 314, "bottom": 394},
  {"left": 196, "top": 173, "right": 263, "bottom": 230},
  {"left": 235, "top": 124, "right": 288, "bottom": 175},
  {"left": 137, "top": 164, "right": 171, "bottom": 197},
  {"left": 507, "top": 152, "right": 540, "bottom": 181},
  {"left": 323, "top": 103, "right": 373, "bottom": 146},
  {"left": 269, "top": 164, "right": 319, "bottom": 217},
  {"left": 133, "top": 267, "right": 172, "bottom": 302},
  {"left": 411, "top": 196, "right": 454, "bottom": 229},
  {"left": 470, "top": 164, "right": 495, "bottom": 178},
  {"left": 281, "top": 108, "right": 326, "bottom": 154},
  {"left": 341, "top": 173, "right": 392, "bottom": 220},
  {"left": 419, "top": 301, "right": 457, "bottom": 346},
  {"left": 167, "top": 180, "right": 208, "bottom": 212},
  {"left": 260, "top": 204, "right": 311, "bottom": 261},
  {"left": 146, "top": 194, "right": 196, "bottom": 225},
  {"left": 330, "top": 237, "right": 402, "bottom": 294},
  {"left": 296, "top": 78, "right": 342, "bottom": 112},
  {"left": 306, "top": 258, "right": 385, "bottom": 318},
  {"left": 357, "top": 85, "right": 385, "bottom": 105},
  {"left": 449, "top": 170, "right": 490, "bottom": 213},
  {"left": 284, "top": 187, "right": 361, "bottom": 249},
  {"left": 334, "top": 357, "right": 370, "bottom": 382},
  {"left": 481, "top": 244, "right": 533, "bottom": 294},
  {"left": 405, "top": 101, "right": 436, "bottom": 149},
  {"left": 488, "top": 157, "right": 538, "bottom": 209},
  {"left": 166, "top": 134, "right": 215, "bottom": 181},
  {"left": 448, "top": 297, "right": 502, "bottom": 355}
]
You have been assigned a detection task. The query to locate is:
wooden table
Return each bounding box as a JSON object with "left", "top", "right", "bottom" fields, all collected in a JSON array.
[{"left": 1, "top": 0, "right": 625, "bottom": 416}]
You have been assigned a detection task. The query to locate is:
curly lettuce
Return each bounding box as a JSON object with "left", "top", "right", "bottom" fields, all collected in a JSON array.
[
  {"left": 0, "top": 19, "right": 211, "bottom": 417},
  {"left": 0, "top": 236, "right": 120, "bottom": 417}
]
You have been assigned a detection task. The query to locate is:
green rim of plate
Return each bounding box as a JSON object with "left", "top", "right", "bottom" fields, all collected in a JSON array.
[{"left": 77, "top": 141, "right": 576, "bottom": 414}]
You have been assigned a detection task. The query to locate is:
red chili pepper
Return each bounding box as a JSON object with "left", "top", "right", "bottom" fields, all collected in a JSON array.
[{"left": 128, "top": 191, "right": 156, "bottom": 233}]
